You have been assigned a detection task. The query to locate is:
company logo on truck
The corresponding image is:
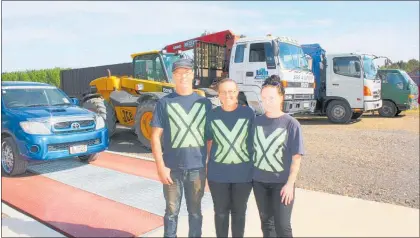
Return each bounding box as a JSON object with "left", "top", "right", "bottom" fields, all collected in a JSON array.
[{"left": 255, "top": 68, "right": 269, "bottom": 79}]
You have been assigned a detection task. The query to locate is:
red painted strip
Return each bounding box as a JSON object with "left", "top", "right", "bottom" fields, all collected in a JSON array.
[
  {"left": 94, "top": 152, "right": 210, "bottom": 192},
  {"left": 2, "top": 174, "right": 163, "bottom": 237}
]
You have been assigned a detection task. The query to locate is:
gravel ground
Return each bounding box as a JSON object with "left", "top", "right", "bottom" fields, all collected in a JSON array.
[
  {"left": 108, "top": 112, "right": 419, "bottom": 209},
  {"left": 296, "top": 113, "right": 419, "bottom": 209}
]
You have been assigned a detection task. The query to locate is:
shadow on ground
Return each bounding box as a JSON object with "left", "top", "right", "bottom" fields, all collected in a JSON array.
[
  {"left": 107, "top": 126, "right": 151, "bottom": 154},
  {"left": 296, "top": 117, "right": 362, "bottom": 126}
]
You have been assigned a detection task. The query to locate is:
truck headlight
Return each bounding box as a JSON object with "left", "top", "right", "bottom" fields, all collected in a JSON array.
[
  {"left": 95, "top": 115, "right": 105, "bottom": 130},
  {"left": 285, "top": 95, "right": 293, "bottom": 100},
  {"left": 20, "top": 121, "right": 52, "bottom": 135}
]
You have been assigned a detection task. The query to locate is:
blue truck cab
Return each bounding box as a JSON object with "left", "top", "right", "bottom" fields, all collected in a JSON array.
[{"left": 1, "top": 81, "right": 109, "bottom": 176}]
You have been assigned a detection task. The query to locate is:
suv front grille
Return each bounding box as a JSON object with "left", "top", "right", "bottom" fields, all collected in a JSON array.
[
  {"left": 54, "top": 120, "right": 95, "bottom": 130},
  {"left": 48, "top": 139, "right": 101, "bottom": 152}
]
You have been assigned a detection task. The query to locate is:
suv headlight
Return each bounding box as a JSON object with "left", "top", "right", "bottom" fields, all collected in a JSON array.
[
  {"left": 20, "top": 121, "right": 52, "bottom": 135},
  {"left": 95, "top": 115, "right": 105, "bottom": 130}
]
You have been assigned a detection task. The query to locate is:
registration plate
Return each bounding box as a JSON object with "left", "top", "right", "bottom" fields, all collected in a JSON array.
[
  {"left": 303, "top": 102, "right": 310, "bottom": 108},
  {"left": 301, "top": 82, "right": 309, "bottom": 88},
  {"left": 69, "top": 144, "right": 87, "bottom": 154}
]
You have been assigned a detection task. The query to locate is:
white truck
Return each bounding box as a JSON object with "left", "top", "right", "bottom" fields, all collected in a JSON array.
[
  {"left": 228, "top": 35, "right": 317, "bottom": 115},
  {"left": 164, "top": 30, "right": 317, "bottom": 116},
  {"left": 301, "top": 44, "right": 382, "bottom": 123}
]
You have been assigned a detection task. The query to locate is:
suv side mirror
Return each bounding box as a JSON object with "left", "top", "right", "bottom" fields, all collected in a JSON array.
[{"left": 70, "top": 97, "right": 80, "bottom": 106}]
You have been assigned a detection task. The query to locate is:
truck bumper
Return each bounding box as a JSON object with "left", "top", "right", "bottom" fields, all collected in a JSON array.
[
  {"left": 398, "top": 101, "right": 419, "bottom": 111},
  {"left": 364, "top": 100, "right": 382, "bottom": 111},
  {"left": 15, "top": 128, "right": 109, "bottom": 161},
  {"left": 284, "top": 100, "right": 317, "bottom": 114}
]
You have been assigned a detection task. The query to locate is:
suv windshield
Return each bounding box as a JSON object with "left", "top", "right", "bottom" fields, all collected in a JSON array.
[
  {"left": 2, "top": 86, "right": 71, "bottom": 108},
  {"left": 278, "top": 42, "right": 309, "bottom": 71},
  {"left": 362, "top": 56, "right": 378, "bottom": 80}
]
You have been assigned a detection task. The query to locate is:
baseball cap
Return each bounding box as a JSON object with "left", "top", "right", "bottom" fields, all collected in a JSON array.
[{"left": 172, "top": 58, "right": 194, "bottom": 72}]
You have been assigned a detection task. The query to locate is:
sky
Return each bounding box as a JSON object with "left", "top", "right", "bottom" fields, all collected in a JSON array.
[{"left": 1, "top": 1, "right": 419, "bottom": 72}]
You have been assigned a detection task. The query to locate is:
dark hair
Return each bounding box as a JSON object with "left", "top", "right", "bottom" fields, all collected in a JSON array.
[
  {"left": 216, "top": 78, "right": 237, "bottom": 91},
  {"left": 262, "top": 74, "right": 285, "bottom": 96}
]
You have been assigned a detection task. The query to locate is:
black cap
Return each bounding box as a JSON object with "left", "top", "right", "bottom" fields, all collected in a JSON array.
[{"left": 172, "top": 58, "right": 193, "bottom": 72}]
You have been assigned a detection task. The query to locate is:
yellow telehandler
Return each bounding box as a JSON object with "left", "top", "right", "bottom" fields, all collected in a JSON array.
[{"left": 81, "top": 42, "right": 225, "bottom": 150}]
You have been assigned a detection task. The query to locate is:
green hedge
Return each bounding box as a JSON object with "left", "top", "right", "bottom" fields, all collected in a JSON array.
[{"left": 1, "top": 67, "right": 70, "bottom": 87}]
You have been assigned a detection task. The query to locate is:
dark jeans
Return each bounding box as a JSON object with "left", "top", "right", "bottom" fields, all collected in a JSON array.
[
  {"left": 208, "top": 181, "right": 253, "bottom": 238},
  {"left": 253, "top": 181, "right": 295, "bottom": 238},
  {"left": 163, "top": 168, "right": 206, "bottom": 237}
]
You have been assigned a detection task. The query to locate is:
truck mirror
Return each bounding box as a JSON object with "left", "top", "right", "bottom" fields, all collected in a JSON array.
[
  {"left": 349, "top": 61, "right": 362, "bottom": 77},
  {"left": 305, "top": 55, "right": 313, "bottom": 71},
  {"left": 272, "top": 41, "right": 279, "bottom": 56}
]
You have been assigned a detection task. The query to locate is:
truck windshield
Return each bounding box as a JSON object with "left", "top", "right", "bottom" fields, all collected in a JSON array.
[
  {"left": 2, "top": 87, "right": 71, "bottom": 108},
  {"left": 401, "top": 70, "right": 417, "bottom": 85},
  {"left": 362, "top": 56, "right": 378, "bottom": 80},
  {"left": 278, "top": 42, "right": 309, "bottom": 71}
]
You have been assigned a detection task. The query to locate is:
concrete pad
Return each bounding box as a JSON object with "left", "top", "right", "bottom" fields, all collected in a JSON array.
[
  {"left": 144, "top": 188, "right": 419, "bottom": 237},
  {"left": 1, "top": 203, "right": 66, "bottom": 237}
]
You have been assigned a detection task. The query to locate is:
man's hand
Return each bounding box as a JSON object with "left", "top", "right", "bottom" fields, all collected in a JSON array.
[
  {"left": 280, "top": 182, "right": 294, "bottom": 205},
  {"left": 157, "top": 165, "right": 173, "bottom": 185}
]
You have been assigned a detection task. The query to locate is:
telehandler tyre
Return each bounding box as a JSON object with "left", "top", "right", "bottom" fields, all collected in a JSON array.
[
  {"left": 82, "top": 97, "right": 117, "bottom": 137},
  {"left": 135, "top": 99, "right": 157, "bottom": 150}
]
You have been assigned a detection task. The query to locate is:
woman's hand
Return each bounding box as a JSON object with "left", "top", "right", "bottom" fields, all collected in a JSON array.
[{"left": 280, "top": 182, "right": 294, "bottom": 205}]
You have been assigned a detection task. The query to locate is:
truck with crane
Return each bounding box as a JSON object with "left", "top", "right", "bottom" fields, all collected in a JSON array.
[
  {"left": 73, "top": 30, "right": 316, "bottom": 150},
  {"left": 301, "top": 43, "right": 383, "bottom": 123}
]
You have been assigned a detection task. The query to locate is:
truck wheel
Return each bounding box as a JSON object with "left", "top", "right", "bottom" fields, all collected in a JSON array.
[
  {"left": 83, "top": 97, "right": 117, "bottom": 137},
  {"left": 378, "top": 100, "right": 397, "bottom": 117},
  {"left": 78, "top": 153, "right": 98, "bottom": 163},
  {"left": 1, "top": 137, "right": 28, "bottom": 176},
  {"left": 135, "top": 99, "right": 157, "bottom": 150},
  {"left": 351, "top": 112, "right": 363, "bottom": 120},
  {"left": 326, "top": 100, "right": 352, "bottom": 124}
]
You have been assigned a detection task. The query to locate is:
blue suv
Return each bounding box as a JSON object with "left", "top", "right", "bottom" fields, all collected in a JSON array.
[{"left": 1, "top": 81, "right": 109, "bottom": 176}]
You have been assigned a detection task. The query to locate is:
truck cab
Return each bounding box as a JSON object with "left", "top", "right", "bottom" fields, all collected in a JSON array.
[
  {"left": 302, "top": 44, "right": 382, "bottom": 123},
  {"left": 228, "top": 36, "right": 316, "bottom": 115},
  {"left": 326, "top": 53, "right": 382, "bottom": 112},
  {"left": 377, "top": 69, "right": 419, "bottom": 117}
]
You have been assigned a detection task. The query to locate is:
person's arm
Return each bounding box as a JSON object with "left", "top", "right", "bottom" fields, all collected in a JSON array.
[
  {"left": 151, "top": 127, "right": 173, "bottom": 185},
  {"left": 206, "top": 140, "right": 213, "bottom": 164},
  {"left": 281, "top": 120, "right": 304, "bottom": 205},
  {"left": 150, "top": 100, "right": 173, "bottom": 185},
  {"left": 286, "top": 154, "right": 302, "bottom": 185}
]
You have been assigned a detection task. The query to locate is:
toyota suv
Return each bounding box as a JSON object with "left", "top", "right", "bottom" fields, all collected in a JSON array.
[{"left": 1, "top": 81, "right": 109, "bottom": 176}]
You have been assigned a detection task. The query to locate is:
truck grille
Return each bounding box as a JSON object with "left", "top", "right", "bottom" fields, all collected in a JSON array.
[
  {"left": 294, "top": 94, "right": 313, "bottom": 100},
  {"left": 373, "top": 90, "right": 381, "bottom": 99},
  {"left": 48, "top": 139, "right": 101, "bottom": 152}
]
